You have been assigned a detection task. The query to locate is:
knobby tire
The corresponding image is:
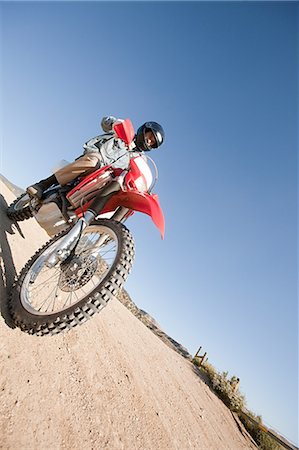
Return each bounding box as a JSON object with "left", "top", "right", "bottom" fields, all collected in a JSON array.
[
  {"left": 9, "top": 219, "right": 135, "bottom": 336},
  {"left": 7, "top": 193, "right": 33, "bottom": 222}
]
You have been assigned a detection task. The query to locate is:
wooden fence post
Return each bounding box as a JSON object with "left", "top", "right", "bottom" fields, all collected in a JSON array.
[{"left": 194, "top": 347, "right": 207, "bottom": 367}]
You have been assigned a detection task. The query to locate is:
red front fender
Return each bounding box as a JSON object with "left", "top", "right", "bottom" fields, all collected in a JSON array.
[{"left": 102, "top": 190, "right": 165, "bottom": 239}]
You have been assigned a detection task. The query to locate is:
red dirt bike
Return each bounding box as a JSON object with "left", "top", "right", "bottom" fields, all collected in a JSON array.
[{"left": 7, "top": 119, "right": 165, "bottom": 336}]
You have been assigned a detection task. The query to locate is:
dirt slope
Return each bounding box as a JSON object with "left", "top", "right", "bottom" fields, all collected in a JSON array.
[{"left": 0, "top": 180, "right": 257, "bottom": 450}]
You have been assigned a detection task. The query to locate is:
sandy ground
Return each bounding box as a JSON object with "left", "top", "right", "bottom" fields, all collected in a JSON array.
[{"left": 0, "top": 180, "right": 257, "bottom": 450}]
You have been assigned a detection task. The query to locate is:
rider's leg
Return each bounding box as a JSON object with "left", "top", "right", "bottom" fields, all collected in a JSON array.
[
  {"left": 27, "top": 174, "right": 57, "bottom": 199},
  {"left": 27, "top": 153, "right": 102, "bottom": 200},
  {"left": 54, "top": 153, "right": 102, "bottom": 186}
]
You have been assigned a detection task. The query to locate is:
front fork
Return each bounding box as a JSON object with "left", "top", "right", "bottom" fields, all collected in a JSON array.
[{"left": 45, "top": 211, "right": 96, "bottom": 268}]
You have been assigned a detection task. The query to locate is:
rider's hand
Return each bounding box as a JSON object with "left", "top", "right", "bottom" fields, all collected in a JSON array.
[{"left": 101, "top": 116, "right": 117, "bottom": 132}]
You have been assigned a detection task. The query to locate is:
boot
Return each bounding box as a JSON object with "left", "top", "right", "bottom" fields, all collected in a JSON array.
[{"left": 27, "top": 174, "right": 57, "bottom": 199}]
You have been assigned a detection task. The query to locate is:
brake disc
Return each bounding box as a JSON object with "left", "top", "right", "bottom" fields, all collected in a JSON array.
[{"left": 59, "top": 255, "right": 98, "bottom": 292}]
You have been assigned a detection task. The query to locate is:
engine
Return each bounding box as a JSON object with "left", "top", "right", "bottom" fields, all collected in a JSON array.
[{"left": 33, "top": 202, "right": 70, "bottom": 236}]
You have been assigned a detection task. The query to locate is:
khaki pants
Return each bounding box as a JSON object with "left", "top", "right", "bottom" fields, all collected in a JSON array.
[{"left": 55, "top": 153, "right": 102, "bottom": 186}]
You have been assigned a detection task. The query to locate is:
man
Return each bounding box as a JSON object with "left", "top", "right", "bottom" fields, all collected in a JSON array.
[{"left": 27, "top": 116, "right": 165, "bottom": 199}]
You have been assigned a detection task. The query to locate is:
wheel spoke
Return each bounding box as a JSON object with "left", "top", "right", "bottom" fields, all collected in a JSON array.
[
  {"left": 36, "top": 283, "right": 60, "bottom": 312},
  {"left": 29, "top": 270, "right": 61, "bottom": 291},
  {"left": 62, "top": 291, "right": 72, "bottom": 308},
  {"left": 51, "top": 273, "right": 63, "bottom": 312},
  {"left": 99, "top": 245, "right": 117, "bottom": 259},
  {"left": 79, "top": 240, "right": 115, "bottom": 258}
]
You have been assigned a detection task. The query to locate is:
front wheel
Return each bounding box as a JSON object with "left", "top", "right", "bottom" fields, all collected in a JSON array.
[
  {"left": 9, "top": 219, "right": 135, "bottom": 335},
  {"left": 7, "top": 193, "right": 33, "bottom": 221}
]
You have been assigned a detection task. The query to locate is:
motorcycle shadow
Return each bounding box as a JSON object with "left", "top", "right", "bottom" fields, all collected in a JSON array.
[{"left": 0, "top": 194, "right": 24, "bottom": 329}]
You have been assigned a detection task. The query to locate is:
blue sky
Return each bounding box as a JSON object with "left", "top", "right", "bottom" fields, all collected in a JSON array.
[{"left": 1, "top": 1, "right": 298, "bottom": 444}]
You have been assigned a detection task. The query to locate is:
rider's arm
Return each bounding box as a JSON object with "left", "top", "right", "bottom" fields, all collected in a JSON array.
[
  {"left": 83, "top": 117, "right": 129, "bottom": 167},
  {"left": 83, "top": 135, "right": 105, "bottom": 154},
  {"left": 83, "top": 116, "right": 122, "bottom": 154}
]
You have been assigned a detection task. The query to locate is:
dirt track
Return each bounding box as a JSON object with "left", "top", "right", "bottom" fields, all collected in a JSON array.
[{"left": 0, "top": 180, "right": 257, "bottom": 449}]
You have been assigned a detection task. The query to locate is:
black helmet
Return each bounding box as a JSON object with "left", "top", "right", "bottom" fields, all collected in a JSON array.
[{"left": 135, "top": 121, "right": 165, "bottom": 152}]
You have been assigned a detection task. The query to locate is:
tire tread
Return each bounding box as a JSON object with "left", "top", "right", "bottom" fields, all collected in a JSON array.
[{"left": 7, "top": 194, "right": 33, "bottom": 221}]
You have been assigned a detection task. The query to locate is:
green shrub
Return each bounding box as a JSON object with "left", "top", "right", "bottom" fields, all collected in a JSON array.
[
  {"left": 194, "top": 362, "right": 245, "bottom": 411},
  {"left": 238, "top": 412, "right": 262, "bottom": 444},
  {"left": 257, "top": 431, "right": 284, "bottom": 450},
  {"left": 211, "top": 371, "right": 246, "bottom": 411},
  {"left": 200, "top": 361, "right": 217, "bottom": 379}
]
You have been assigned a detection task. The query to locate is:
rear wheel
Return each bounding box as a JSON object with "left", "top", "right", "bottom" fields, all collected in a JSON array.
[
  {"left": 9, "top": 219, "right": 135, "bottom": 335},
  {"left": 7, "top": 193, "right": 33, "bottom": 221}
]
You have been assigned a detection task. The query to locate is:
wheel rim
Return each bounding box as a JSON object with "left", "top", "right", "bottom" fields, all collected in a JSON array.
[
  {"left": 20, "top": 224, "right": 119, "bottom": 315},
  {"left": 14, "top": 193, "right": 31, "bottom": 211}
]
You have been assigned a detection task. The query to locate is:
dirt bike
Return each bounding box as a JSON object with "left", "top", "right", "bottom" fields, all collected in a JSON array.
[{"left": 7, "top": 119, "right": 165, "bottom": 336}]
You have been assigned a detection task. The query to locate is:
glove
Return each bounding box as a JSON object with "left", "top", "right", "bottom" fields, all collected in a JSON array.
[{"left": 101, "top": 116, "right": 117, "bottom": 133}]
